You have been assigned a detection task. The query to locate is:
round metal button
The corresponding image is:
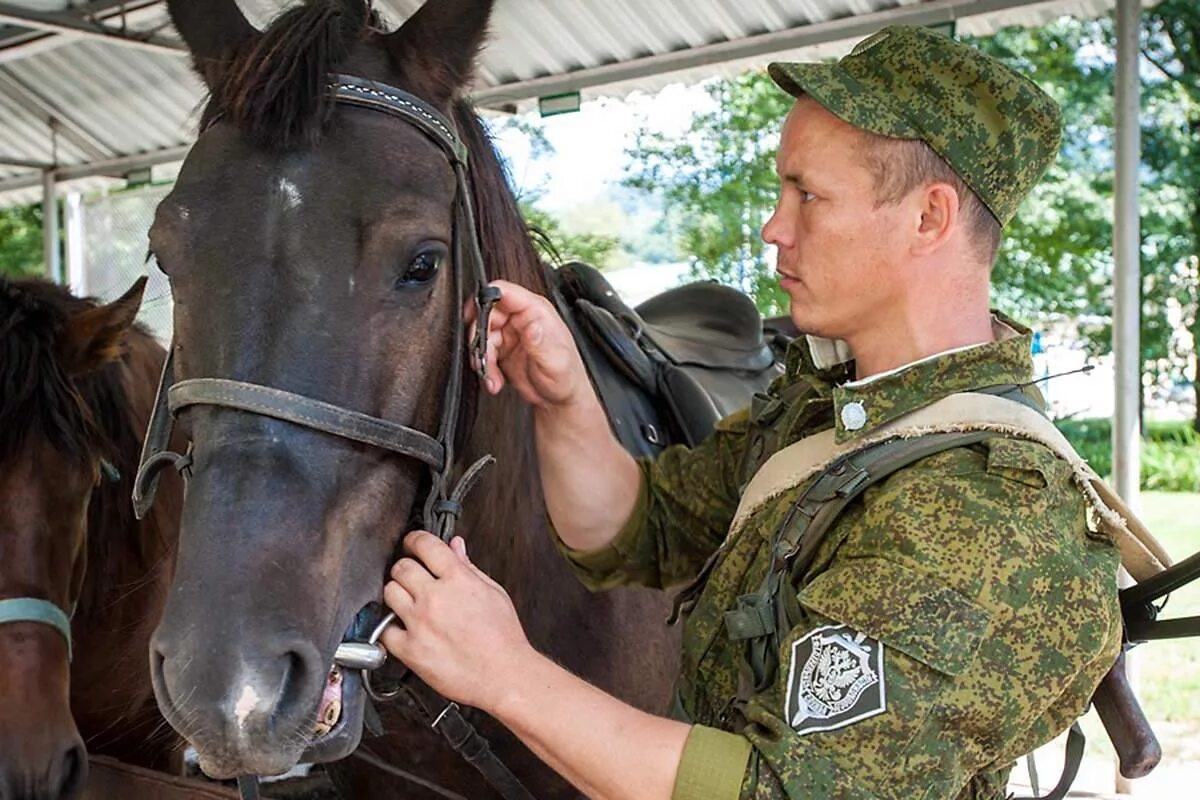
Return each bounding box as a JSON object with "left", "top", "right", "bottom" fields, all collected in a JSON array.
[{"left": 840, "top": 401, "right": 868, "bottom": 431}]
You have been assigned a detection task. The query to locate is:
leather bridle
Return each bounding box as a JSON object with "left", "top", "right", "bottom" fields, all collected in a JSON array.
[
  {"left": 131, "top": 74, "right": 535, "bottom": 800},
  {"left": 133, "top": 73, "right": 499, "bottom": 542}
]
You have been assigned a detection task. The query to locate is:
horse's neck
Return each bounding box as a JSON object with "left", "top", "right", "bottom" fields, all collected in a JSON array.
[
  {"left": 458, "top": 390, "right": 542, "bottom": 582},
  {"left": 77, "top": 333, "right": 181, "bottom": 623}
]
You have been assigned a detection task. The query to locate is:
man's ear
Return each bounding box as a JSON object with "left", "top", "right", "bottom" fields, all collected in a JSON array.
[
  {"left": 911, "top": 182, "right": 960, "bottom": 257},
  {"left": 59, "top": 277, "right": 147, "bottom": 375}
]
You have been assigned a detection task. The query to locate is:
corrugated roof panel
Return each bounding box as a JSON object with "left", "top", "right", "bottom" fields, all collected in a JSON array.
[{"left": 0, "top": 0, "right": 1132, "bottom": 207}]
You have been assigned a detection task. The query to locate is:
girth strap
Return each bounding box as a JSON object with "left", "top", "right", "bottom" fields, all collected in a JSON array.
[
  {"left": 0, "top": 598, "right": 72, "bottom": 660},
  {"left": 168, "top": 379, "right": 447, "bottom": 470}
]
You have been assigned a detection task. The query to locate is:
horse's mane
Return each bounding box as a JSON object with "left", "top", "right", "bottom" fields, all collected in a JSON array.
[
  {"left": 0, "top": 279, "right": 171, "bottom": 615},
  {"left": 0, "top": 280, "right": 101, "bottom": 463}
]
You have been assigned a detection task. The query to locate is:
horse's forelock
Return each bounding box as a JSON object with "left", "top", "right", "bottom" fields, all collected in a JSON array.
[
  {"left": 205, "top": 0, "right": 376, "bottom": 148},
  {"left": 0, "top": 281, "right": 100, "bottom": 465}
]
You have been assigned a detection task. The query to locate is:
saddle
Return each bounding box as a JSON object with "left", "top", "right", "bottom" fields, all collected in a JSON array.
[{"left": 550, "top": 261, "right": 788, "bottom": 457}]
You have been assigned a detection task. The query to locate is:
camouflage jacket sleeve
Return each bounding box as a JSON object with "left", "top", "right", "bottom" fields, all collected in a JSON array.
[
  {"left": 675, "top": 438, "right": 1123, "bottom": 800},
  {"left": 556, "top": 409, "right": 752, "bottom": 590}
]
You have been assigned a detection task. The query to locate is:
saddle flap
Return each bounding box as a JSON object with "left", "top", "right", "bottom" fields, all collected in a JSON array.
[
  {"left": 636, "top": 282, "right": 775, "bottom": 372},
  {"left": 552, "top": 261, "right": 786, "bottom": 456}
]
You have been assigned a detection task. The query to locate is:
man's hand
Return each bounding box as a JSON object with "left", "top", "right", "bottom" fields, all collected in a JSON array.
[
  {"left": 467, "top": 280, "right": 590, "bottom": 408},
  {"left": 381, "top": 531, "right": 532, "bottom": 711},
  {"left": 379, "top": 535, "right": 691, "bottom": 800}
]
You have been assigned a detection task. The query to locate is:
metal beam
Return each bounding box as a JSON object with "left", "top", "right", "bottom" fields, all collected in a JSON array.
[
  {"left": 0, "top": 70, "right": 114, "bottom": 160},
  {"left": 42, "top": 168, "right": 61, "bottom": 282},
  {"left": 0, "top": 143, "right": 191, "bottom": 195},
  {"left": 471, "top": 0, "right": 1070, "bottom": 107},
  {"left": 0, "top": 154, "right": 51, "bottom": 169},
  {"left": 0, "top": 0, "right": 163, "bottom": 59},
  {"left": 0, "top": 1, "right": 184, "bottom": 56}
]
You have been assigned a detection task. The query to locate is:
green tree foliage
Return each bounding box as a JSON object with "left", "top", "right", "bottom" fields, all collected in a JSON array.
[
  {"left": 519, "top": 194, "right": 620, "bottom": 268},
  {"left": 973, "top": 7, "right": 1200, "bottom": 431},
  {"left": 625, "top": 12, "right": 1199, "bottom": 428},
  {"left": 492, "top": 115, "right": 621, "bottom": 269},
  {"left": 624, "top": 73, "right": 790, "bottom": 314},
  {"left": 0, "top": 204, "right": 45, "bottom": 279}
]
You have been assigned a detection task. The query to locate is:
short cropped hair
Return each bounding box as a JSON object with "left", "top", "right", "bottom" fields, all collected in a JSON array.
[{"left": 856, "top": 132, "right": 1002, "bottom": 266}]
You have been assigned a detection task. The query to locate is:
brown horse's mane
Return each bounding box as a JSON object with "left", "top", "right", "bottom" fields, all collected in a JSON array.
[
  {"left": 0, "top": 279, "right": 172, "bottom": 616},
  {"left": 0, "top": 280, "right": 100, "bottom": 464}
]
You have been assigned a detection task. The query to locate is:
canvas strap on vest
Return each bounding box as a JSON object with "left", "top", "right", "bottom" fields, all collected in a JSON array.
[{"left": 717, "top": 387, "right": 1171, "bottom": 800}]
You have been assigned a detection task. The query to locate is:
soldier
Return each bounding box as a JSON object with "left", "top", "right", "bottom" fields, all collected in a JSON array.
[{"left": 380, "top": 25, "right": 1122, "bottom": 800}]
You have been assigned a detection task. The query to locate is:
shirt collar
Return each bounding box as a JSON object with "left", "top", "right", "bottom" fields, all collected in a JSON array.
[{"left": 821, "top": 313, "right": 1034, "bottom": 444}]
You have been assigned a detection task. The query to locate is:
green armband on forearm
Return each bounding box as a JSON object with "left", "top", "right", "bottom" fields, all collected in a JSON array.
[{"left": 672, "top": 725, "right": 753, "bottom": 800}]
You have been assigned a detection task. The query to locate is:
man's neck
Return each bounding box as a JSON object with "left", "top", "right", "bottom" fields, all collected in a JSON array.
[{"left": 845, "top": 307, "right": 995, "bottom": 382}]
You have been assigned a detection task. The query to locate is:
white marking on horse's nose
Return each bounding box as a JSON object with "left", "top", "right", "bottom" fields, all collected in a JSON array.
[
  {"left": 277, "top": 177, "right": 303, "bottom": 210},
  {"left": 234, "top": 684, "right": 261, "bottom": 730}
]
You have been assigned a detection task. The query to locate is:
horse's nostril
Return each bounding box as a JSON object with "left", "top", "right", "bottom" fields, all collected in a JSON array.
[
  {"left": 56, "top": 741, "right": 88, "bottom": 800},
  {"left": 276, "top": 646, "right": 319, "bottom": 722}
]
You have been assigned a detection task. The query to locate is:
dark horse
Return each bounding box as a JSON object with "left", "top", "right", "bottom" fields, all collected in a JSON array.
[
  {"left": 148, "top": 0, "right": 678, "bottom": 796},
  {"left": 0, "top": 278, "right": 182, "bottom": 800}
]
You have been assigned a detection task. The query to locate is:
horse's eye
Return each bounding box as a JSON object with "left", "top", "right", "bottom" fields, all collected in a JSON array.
[{"left": 397, "top": 248, "right": 444, "bottom": 287}]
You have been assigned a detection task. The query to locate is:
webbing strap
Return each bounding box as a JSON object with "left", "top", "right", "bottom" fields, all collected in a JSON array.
[{"left": 1011, "top": 723, "right": 1086, "bottom": 800}]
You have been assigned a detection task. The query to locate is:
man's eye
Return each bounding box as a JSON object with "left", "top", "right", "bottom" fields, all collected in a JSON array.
[
  {"left": 800, "top": 190, "right": 817, "bottom": 204},
  {"left": 397, "top": 250, "right": 443, "bottom": 287}
]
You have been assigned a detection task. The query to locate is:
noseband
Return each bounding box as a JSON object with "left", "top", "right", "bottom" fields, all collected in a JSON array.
[
  {"left": 131, "top": 73, "right": 501, "bottom": 677},
  {"left": 0, "top": 598, "right": 72, "bottom": 660}
]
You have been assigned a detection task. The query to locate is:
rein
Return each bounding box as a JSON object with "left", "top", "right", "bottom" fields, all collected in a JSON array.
[{"left": 131, "top": 74, "right": 533, "bottom": 800}]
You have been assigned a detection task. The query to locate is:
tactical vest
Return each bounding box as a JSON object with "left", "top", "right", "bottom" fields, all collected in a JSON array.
[{"left": 673, "top": 386, "right": 1170, "bottom": 800}]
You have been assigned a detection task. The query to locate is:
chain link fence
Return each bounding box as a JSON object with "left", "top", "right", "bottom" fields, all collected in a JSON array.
[{"left": 66, "top": 183, "right": 173, "bottom": 344}]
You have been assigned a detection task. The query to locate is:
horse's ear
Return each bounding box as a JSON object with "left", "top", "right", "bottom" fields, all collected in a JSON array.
[
  {"left": 60, "top": 278, "right": 147, "bottom": 375},
  {"left": 384, "top": 0, "right": 495, "bottom": 102},
  {"left": 167, "top": 0, "right": 261, "bottom": 87}
]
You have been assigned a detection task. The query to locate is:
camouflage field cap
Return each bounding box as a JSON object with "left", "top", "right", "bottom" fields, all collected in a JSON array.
[{"left": 768, "top": 25, "right": 1062, "bottom": 225}]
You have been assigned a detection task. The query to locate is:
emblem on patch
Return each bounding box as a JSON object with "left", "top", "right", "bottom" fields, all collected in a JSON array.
[{"left": 785, "top": 624, "right": 886, "bottom": 735}]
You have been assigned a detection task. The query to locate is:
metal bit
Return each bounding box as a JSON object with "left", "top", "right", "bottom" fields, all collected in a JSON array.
[{"left": 334, "top": 641, "right": 387, "bottom": 671}]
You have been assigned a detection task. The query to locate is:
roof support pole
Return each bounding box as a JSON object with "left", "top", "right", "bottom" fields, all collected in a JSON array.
[
  {"left": 1113, "top": 0, "right": 1142, "bottom": 513},
  {"left": 1113, "top": 0, "right": 1142, "bottom": 791},
  {"left": 41, "top": 167, "right": 61, "bottom": 283}
]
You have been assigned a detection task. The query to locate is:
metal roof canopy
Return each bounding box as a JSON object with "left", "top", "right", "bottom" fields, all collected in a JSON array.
[{"left": 0, "top": 0, "right": 1119, "bottom": 205}]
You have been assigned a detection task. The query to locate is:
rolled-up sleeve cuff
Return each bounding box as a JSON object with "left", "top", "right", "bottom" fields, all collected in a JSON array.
[
  {"left": 553, "top": 464, "right": 652, "bottom": 587},
  {"left": 672, "top": 725, "right": 752, "bottom": 800}
]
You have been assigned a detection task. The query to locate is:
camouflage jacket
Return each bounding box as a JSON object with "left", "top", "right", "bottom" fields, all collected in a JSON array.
[{"left": 560, "top": 316, "right": 1122, "bottom": 800}]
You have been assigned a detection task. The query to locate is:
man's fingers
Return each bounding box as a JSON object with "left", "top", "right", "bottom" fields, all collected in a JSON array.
[
  {"left": 378, "top": 622, "right": 407, "bottom": 658},
  {"left": 383, "top": 580, "right": 414, "bottom": 614},
  {"left": 403, "top": 530, "right": 463, "bottom": 578},
  {"left": 389, "top": 556, "right": 436, "bottom": 596}
]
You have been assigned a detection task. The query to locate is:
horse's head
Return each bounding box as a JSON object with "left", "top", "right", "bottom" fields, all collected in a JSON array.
[
  {"left": 0, "top": 278, "right": 146, "bottom": 800},
  {"left": 148, "top": 0, "right": 504, "bottom": 777}
]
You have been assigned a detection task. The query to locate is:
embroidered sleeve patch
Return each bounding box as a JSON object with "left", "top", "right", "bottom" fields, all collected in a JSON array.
[{"left": 785, "top": 624, "right": 886, "bottom": 736}]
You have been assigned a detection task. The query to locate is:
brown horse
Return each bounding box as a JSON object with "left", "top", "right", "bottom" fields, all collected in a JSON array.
[
  {"left": 148, "top": 0, "right": 678, "bottom": 796},
  {"left": 0, "top": 278, "right": 183, "bottom": 800}
]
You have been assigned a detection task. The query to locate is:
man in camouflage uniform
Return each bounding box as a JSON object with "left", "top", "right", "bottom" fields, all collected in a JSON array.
[{"left": 380, "top": 25, "right": 1122, "bottom": 800}]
